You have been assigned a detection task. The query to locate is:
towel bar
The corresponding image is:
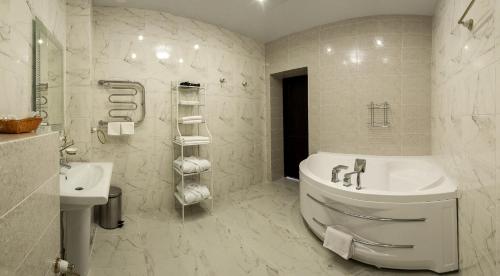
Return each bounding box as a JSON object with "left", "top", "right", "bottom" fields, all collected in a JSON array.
[
  {"left": 458, "top": 0, "right": 475, "bottom": 31},
  {"left": 307, "top": 194, "right": 426, "bottom": 222},
  {"left": 312, "top": 217, "right": 414, "bottom": 249}
]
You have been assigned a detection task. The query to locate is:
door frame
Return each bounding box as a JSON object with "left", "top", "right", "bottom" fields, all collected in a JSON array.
[{"left": 266, "top": 67, "right": 309, "bottom": 181}]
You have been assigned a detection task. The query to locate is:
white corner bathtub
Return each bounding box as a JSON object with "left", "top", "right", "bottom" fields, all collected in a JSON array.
[{"left": 299, "top": 152, "right": 458, "bottom": 273}]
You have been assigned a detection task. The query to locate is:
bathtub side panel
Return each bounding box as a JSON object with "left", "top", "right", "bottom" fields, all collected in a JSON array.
[{"left": 299, "top": 173, "right": 459, "bottom": 273}]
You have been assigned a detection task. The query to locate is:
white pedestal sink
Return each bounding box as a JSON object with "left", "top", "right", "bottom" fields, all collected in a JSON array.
[{"left": 60, "top": 162, "right": 113, "bottom": 276}]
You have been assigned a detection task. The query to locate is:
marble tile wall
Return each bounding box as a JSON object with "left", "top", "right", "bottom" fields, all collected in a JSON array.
[
  {"left": 66, "top": 0, "right": 93, "bottom": 161},
  {"left": 0, "top": 0, "right": 66, "bottom": 119},
  {"left": 265, "top": 16, "right": 432, "bottom": 179},
  {"left": 81, "top": 7, "right": 266, "bottom": 214},
  {"left": 431, "top": 0, "right": 498, "bottom": 275},
  {"left": 0, "top": 132, "right": 60, "bottom": 275}
]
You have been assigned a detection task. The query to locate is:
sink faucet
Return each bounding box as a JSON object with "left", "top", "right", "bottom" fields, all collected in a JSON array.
[
  {"left": 60, "top": 137, "right": 75, "bottom": 169},
  {"left": 331, "top": 165, "right": 348, "bottom": 183},
  {"left": 343, "top": 159, "right": 366, "bottom": 190}
]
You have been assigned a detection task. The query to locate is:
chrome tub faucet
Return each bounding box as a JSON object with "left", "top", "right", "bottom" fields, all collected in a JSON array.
[
  {"left": 331, "top": 165, "right": 348, "bottom": 183},
  {"left": 343, "top": 159, "right": 366, "bottom": 190}
]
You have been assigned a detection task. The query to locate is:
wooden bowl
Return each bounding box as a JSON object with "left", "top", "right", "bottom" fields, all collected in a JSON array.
[{"left": 0, "top": 117, "right": 43, "bottom": 134}]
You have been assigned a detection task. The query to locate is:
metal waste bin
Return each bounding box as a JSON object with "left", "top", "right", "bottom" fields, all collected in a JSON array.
[{"left": 98, "top": 186, "right": 124, "bottom": 229}]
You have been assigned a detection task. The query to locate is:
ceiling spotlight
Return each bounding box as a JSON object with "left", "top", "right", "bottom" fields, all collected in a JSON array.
[
  {"left": 350, "top": 51, "right": 361, "bottom": 64},
  {"left": 375, "top": 39, "right": 384, "bottom": 47},
  {"left": 37, "top": 38, "right": 44, "bottom": 44},
  {"left": 131, "top": 53, "right": 137, "bottom": 59},
  {"left": 178, "top": 58, "right": 184, "bottom": 64},
  {"left": 193, "top": 44, "right": 200, "bottom": 50},
  {"left": 256, "top": 0, "right": 265, "bottom": 3},
  {"left": 138, "top": 35, "right": 144, "bottom": 41},
  {"left": 156, "top": 50, "right": 170, "bottom": 60},
  {"left": 326, "top": 47, "right": 332, "bottom": 53}
]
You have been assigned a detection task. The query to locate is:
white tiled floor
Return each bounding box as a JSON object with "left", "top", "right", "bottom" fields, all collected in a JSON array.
[{"left": 89, "top": 179, "right": 448, "bottom": 276}]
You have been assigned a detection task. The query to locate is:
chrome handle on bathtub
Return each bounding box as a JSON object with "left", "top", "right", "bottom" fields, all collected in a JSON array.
[
  {"left": 332, "top": 165, "right": 348, "bottom": 183},
  {"left": 312, "top": 217, "right": 415, "bottom": 249},
  {"left": 344, "top": 159, "right": 366, "bottom": 190},
  {"left": 306, "top": 194, "right": 426, "bottom": 222}
]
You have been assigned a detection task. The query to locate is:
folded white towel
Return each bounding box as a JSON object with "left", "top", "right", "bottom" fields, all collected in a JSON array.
[
  {"left": 107, "top": 122, "right": 121, "bottom": 136},
  {"left": 178, "top": 140, "right": 210, "bottom": 146},
  {"left": 174, "top": 156, "right": 211, "bottom": 174},
  {"left": 180, "top": 120, "right": 203, "bottom": 124},
  {"left": 121, "top": 122, "right": 135, "bottom": 135},
  {"left": 181, "top": 115, "right": 203, "bottom": 121},
  {"left": 323, "top": 226, "right": 354, "bottom": 260},
  {"left": 176, "top": 136, "right": 210, "bottom": 142},
  {"left": 179, "top": 100, "right": 201, "bottom": 105},
  {"left": 176, "top": 182, "right": 210, "bottom": 203},
  {"left": 185, "top": 156, "right": 211, "bottom": 171}
]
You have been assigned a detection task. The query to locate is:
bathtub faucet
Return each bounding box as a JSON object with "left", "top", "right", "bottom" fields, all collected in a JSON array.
[
  {"left": 343, "top": 159, "right": 366, "bottom": 190},
  {"left": 331, "top": 165, "right": 348, "bottom": 183}
]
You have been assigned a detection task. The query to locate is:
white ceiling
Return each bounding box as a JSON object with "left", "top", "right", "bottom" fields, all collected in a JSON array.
[{"left": 93, "top": 0, "right": 437, "bottom": 42}]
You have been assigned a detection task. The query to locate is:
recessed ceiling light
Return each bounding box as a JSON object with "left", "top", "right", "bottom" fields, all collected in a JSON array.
[
  {"left": 131, "top": 53, "right": 137, "bottom": 59},
  {"left": 156, "top": 50, "right": 170, "bottom": 60},
  {"left": 326, "top": 47, "right": 332, "bottom": 53},
  {"left": 178, "top": 58, "right": 184, "bottom": 64},
  {"left": 138, "top": 35, "right": 144, "bottom": 41},
  {"left": 193, "top": 44, "right": 200, "bottom": 50},
  {"left": 375, "top": 39, "right": 384, "bottom": 47},
  {"left": 37, "top": 39, "right": 44, "bottom": 44},
  {"left": 350, "top": 51, "right": 361, "bottom": 64}
]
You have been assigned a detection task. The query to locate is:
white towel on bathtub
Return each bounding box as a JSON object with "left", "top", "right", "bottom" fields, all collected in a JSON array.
[{"left": 323, "top": 226, "right": 354, "bottom": 260}]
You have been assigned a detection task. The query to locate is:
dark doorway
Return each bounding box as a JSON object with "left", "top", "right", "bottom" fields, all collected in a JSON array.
[{"left": 282, "top": 75, "right": 308, "bottom": 179}]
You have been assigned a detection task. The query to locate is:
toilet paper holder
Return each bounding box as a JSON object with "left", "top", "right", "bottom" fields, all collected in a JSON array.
[{"left": 53, "top": 257, "right": 80, "bottom": 276}]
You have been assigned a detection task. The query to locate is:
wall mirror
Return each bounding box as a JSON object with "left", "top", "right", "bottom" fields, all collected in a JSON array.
[{"left": 32, "top": 18, "right": 64, "bottom": 131}]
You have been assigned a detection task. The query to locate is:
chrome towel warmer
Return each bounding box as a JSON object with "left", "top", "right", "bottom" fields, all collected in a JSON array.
[{"left": 97, "top": 80, "right": 146, "bottom": 126}]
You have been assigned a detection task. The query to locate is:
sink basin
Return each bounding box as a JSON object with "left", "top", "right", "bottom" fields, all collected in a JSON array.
[
  {"left": 60, "top": 162, "right": 113, "bottom": 276},
  {"left": 60, "top": 162, "right": 113, "bottom": 208}
]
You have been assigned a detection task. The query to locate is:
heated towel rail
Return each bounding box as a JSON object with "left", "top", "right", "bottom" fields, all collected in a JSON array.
[{"left": 97, "top": 80, "right": 146, "bottom": 126}]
